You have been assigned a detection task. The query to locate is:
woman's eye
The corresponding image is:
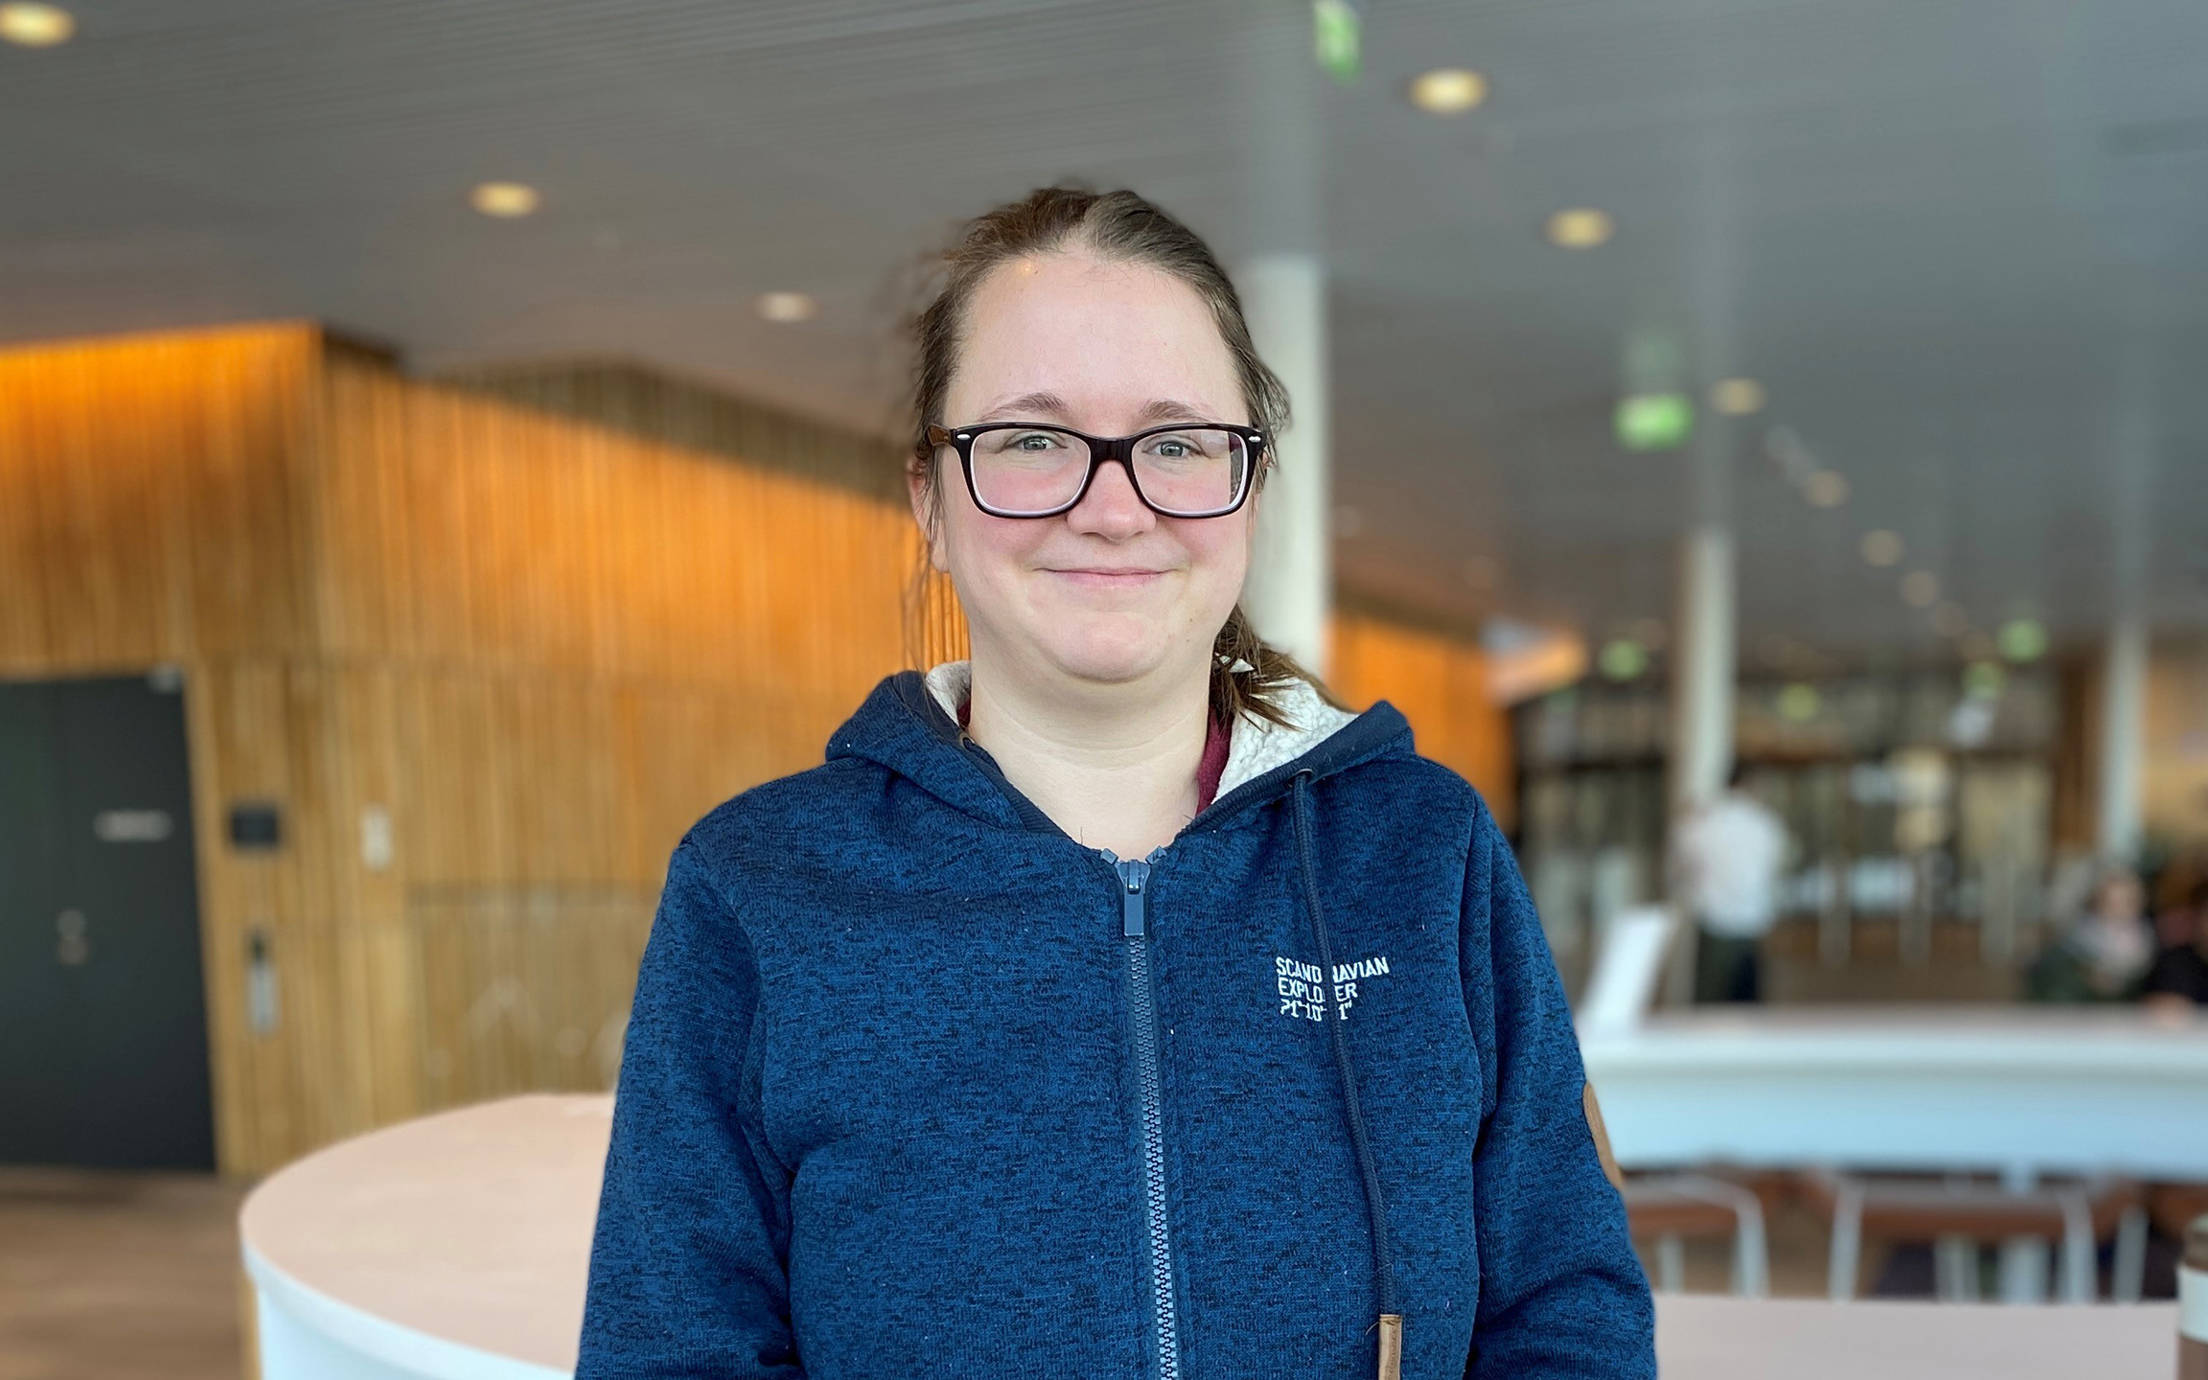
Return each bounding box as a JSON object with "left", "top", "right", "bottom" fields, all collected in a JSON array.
[
  {"left": 1143, "top": 432, "right": 1216, "bottom": 460},
  {"left": 1012, "top": 432, "right": 1060, "bottom": 451}
]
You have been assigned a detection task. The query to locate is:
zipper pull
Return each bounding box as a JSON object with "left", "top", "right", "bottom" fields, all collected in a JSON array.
[
  {"left": 1117, "top": 858, "right": 1150, "bottom": 939},
  {"left": 1376, "top": 1313, "right": 1403, "bottom": 1380}
]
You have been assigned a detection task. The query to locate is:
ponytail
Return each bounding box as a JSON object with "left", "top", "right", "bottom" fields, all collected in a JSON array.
[{"left": 1209, "top": 604, "right": 1353, "bottom": 729}]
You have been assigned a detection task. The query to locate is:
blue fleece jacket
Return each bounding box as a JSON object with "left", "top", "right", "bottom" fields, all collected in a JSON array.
[{"left": 578, "top": 666, "right": 1653, "bottom": 1378}]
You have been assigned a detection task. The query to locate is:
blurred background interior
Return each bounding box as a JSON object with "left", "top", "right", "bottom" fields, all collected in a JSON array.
[{"left": 2, "top": 2, "right": 2206, "bottom": 1377}]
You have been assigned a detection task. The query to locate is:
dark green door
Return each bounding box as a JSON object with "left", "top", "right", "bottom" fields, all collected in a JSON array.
[{"left": 0, "top": 672, "right": 215, "bottom": 1170}]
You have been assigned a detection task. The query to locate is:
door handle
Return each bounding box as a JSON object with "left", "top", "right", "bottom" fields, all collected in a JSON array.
[{"left": 56, "top": 908, "right": 89, "bottom": 966}]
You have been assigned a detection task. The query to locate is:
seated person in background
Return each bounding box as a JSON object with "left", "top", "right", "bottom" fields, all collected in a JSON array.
[
  {"left": 2141, "top": 880, "right": 2208, "bottom": 1013},
  {"left": 2154, "top": 866, "right": 2206, "bottom": 950},
  {"left": 2025, "top": 863, "right": 2154, "bottom": 1003}
]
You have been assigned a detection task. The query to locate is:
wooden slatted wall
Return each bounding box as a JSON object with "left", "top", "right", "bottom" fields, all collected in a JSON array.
[
  {"left": 311, "top": 351, "right": 942, "bottom": 1153},
  {"left": 0, "top": 324, "right": 337, "bottom": 1174},
  {"left": 1, "top": 323, "right": 1508, "bottom": 1180},
  {"left": 1332, "top": 611, "right": 1516, "bottom": 828}
]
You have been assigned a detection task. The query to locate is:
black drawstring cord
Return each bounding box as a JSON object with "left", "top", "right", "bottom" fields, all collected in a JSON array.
[{"left": 1291, "top": 769, "right": 1403, "bottom": 1377}]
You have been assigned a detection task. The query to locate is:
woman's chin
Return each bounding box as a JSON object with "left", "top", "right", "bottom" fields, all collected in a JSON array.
[{"left": 1034, "top": 621, "right": 1178, "bottom": 686}]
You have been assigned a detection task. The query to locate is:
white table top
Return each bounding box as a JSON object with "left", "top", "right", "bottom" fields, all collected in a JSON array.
[
  {"left": 239, "top": 1092, "right": 2181, "bottom": 1380},
  {"left": 1582, "top": 1004, "right": 2208, "bottom": 1178},
  {"left": 240, "top": 1094, "right": 608, "bottom": 1374},
  {"left": 1583, "top": 1003, "right": 2208, "bottom": 1072}
]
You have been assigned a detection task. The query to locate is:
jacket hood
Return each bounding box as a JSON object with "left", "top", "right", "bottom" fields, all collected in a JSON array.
[{"left": 825, "top": 660, "right": 1416, "bottom": 837}]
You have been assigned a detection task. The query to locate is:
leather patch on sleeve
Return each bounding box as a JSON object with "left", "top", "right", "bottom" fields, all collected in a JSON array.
[{"left": 1583, "top": 1082, "right": 1625, "bottom": 1191}]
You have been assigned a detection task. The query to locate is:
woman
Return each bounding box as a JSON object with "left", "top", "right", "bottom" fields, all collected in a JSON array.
[
  {"left": 2141, "top": 879, "right": 2208, "bottom": 1012},
  {"left": 578, "top": 186, "right": 1653, "bottom": 1379},
  {"left": 2026, "top": 864, "right": 2155, "bottom": 1003}
]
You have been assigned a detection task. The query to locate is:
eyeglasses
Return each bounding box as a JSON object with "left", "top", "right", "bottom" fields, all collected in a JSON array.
[{"left": 926, "top": 421, "right": 1267, "bottom": 519}]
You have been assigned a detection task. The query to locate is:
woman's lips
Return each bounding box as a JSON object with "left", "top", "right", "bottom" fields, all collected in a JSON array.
[{"left": 1045, "top": 567, "right": 1166, "bottom": 588}]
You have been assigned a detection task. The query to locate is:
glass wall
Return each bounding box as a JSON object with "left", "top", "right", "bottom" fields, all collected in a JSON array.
[{"left": 1515, "top": 668, "right": 2059, "bottom": 978}]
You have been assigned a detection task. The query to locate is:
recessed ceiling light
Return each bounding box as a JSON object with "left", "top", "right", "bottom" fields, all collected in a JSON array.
[
  {"left": 1545, "top": 208, "right": 1614, "bottom": 249},
  {"left": 470, "top": 182, "right": 540, "bottom": 218},
  {"left": 1408, "top": 68, "right": 1488, "bottom": 114},
  {"left": 1598, "top": 639, "right": 1647, "bottom": 681},
  {"left": 1860, "top": 530, "right": 1904, "bottom": 567},
  {"left": 756, "top": 291, "right": 818, "bottom": 323},
  {"left": 1963, "top": 660, "right": 2007, "bottom": 700},
  {"left": 0, "top": 2, "right": 73, "bottom": 46},
  {"left": 1932, "top": 602, "right": 1969, "bottom": 637},
  {"left": 1901, "top": 571, "right": 1940, "bottom": 607},
  {"left": 1710, "top": 378, "right": 1765, "bottom": 416},
  {"left": 1997, "top": 617, "right": 2047, "bottom": 662},
  {"left": 1777, "top": 682, "right": 1822, "bottom": 722},
  {"left": 1804, "top": 471, "right": 1850, "bottom": 507}
]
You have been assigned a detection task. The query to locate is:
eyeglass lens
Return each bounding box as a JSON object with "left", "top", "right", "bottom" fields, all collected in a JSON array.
[{"left": 970, "top": 427, "right": 1250, "bottom": 516}]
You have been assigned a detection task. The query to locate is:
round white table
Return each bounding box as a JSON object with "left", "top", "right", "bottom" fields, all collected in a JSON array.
[{"left": 239, "top": 1093, "right": 2180, "bottom": 1379}]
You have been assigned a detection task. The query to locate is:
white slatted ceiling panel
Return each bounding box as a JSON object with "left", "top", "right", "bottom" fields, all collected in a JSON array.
[{"left": 3, "top": 0, "right": 2205, "bottom": 661}]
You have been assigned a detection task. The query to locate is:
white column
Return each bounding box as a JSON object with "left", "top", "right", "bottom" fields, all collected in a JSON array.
[
  {"left": 2097, "top": 614, "right": 2148, "bottom": 860},
  {"left": 1239, "top": 253, "right": 1331, "bottom": 676},
  {"left": 1669, "top": 524, "right": 1736, "bottom": 811}
]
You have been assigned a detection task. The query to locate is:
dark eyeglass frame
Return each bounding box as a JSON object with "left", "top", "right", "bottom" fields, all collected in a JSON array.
[{"left": 925, "top": 420, "right": 1268, "bottom": 519}]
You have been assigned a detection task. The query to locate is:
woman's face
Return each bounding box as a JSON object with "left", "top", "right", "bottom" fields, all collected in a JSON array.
[
  {"left": 2094, "top": 874, "right": 2144, "bottom": 922},
  {"left": 916, "top": 249, "right": 1257, "bottom": 691}
]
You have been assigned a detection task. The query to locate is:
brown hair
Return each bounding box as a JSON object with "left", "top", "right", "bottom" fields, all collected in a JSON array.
[{"left": 905, "top": 184, "right": 1346, "bottom": 729}]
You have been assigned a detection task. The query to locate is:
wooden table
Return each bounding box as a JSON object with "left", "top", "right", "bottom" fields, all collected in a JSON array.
[
  {"left": 239, "top": 1093, "right": 2180, "bottom": 1379},
  {"left": 1658, "top": 1294, "right": 2174, "bottom": 1375}
]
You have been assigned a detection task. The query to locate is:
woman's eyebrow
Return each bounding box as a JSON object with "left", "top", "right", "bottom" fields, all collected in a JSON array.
[
  {"left": 1134, "top": 398, "right": 1218, "bottom": 425},
  {"left": 977, "top": 389, "right": 1073, "bottom": 419},
  {"left": 973, "top": 391, "right": 1220, "bottom": 425}
]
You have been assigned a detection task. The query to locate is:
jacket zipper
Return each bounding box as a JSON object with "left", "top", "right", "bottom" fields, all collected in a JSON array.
[{"left": 1114, "top": 851, "right": 1181, "bottom": 1380}]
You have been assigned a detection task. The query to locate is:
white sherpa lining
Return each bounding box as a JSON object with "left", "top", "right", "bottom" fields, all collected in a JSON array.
[{"left": 921, "top": 659, "right": 1358, "bottom": 804}]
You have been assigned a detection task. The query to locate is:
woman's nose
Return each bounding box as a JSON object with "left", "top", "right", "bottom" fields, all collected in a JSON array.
[{"left": 1067, "top": 457, "right": 1155, "bottom": 536}]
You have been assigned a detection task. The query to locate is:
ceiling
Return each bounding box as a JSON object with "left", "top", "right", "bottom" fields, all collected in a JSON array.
[{"left": 5, "top": 0, "right": 2206, "bottom": 673}]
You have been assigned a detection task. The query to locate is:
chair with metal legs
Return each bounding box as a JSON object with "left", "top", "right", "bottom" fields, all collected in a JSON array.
[
  {"left": 1622, "top": 1173, "right": 1771, "bottom": 1298},
  {"left": 1802, "top": 1169, "right": 2145, "bottom": 1303}
]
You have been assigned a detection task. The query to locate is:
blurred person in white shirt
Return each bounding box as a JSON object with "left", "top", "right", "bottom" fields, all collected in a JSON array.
[{"left": 1669, "top": 761, "right": 1789, "bottom": 1003}]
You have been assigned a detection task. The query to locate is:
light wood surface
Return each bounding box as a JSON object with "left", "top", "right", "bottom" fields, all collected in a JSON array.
[
  {"left": 0, "top": 1166, "right": 249, "bottom": 1380},
  {"left": 1657, "top": 1295, "right": 2174, "bottom": 1377}
]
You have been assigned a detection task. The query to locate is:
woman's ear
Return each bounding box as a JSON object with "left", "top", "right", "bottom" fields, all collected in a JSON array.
[{"left": 907, "top": 464, "right": 949, "bottom": 573}]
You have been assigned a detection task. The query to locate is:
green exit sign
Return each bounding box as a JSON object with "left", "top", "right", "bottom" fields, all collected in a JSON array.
[
  {"left": 1615, "top": 393, "right": 1695, "bottom": 451},
  {"left": 1314, "top": 0, "right": 1360, "bottom": 84}
]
